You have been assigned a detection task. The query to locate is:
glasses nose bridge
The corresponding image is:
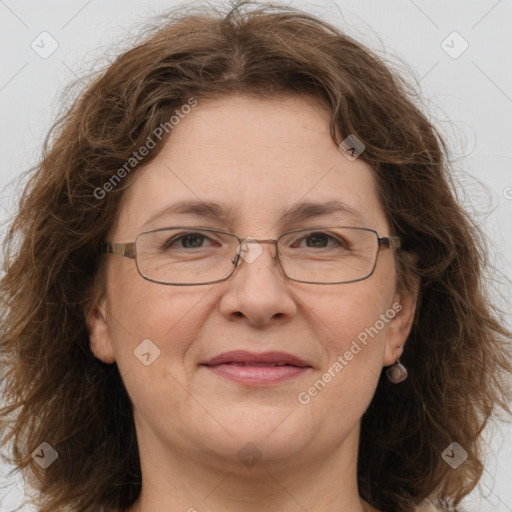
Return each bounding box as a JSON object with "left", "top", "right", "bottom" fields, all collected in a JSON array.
[
  {"left": 232, "top": 236, "right": 281, "bottom": 269},
  {"left": 235, "top": 237, "right": 279, "bottom": 249}
]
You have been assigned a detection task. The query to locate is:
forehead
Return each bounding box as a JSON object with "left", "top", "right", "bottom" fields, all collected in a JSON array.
[{"left": 113, "top": 94, "right": 389, "bottom": 237}]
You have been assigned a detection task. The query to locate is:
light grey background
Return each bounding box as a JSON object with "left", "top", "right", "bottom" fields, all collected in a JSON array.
[{"left": 0, "top": 1, "right": 511, "bottom": 511}]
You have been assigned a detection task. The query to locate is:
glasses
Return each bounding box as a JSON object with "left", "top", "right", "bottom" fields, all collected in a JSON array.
[{"left": 103, "top": 226, "right": 400, "bottom": 285}]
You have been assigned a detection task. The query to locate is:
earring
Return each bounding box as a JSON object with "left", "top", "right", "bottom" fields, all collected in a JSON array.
[{"left": 386, "top": 359, "right": 408, "bottom": 383}]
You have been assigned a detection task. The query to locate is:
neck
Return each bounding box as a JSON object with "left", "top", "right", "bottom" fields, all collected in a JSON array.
[{"left": 126, "top": 421, "right": 378, "bottom": 512}]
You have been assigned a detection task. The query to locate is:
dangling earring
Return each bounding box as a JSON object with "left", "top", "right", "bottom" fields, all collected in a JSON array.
[
  {"left": 386, "top": 359, "right": 408, "bottom": 383},
  {"left": 386, "top": 346, "right": 407, "bottom": 383}
]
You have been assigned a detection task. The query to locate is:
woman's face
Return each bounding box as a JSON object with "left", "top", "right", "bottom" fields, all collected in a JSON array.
[{"left": 88, "top": 94, "right": 417, "bottom": 474}]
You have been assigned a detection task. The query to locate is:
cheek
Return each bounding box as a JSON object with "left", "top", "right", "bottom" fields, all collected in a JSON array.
[
  {"left": 105, "top": 263, "right": 215, "bottom": 373},
  {"left": 104, "top": 274, "right": 218, "bottom": 433},
  {"left": 304, "top": 282, "right": 393, "bottom": 351},
  {"left": 292, "top": 286, "right": 394, "bottom": 440},
  {"left": 295, "top": 279, "right": 395, "bottom": 401}
]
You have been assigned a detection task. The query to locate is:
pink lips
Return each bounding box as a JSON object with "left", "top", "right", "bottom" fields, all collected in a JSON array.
[{"left": 201, "top": 350, "right": 312, "bottom": 385}]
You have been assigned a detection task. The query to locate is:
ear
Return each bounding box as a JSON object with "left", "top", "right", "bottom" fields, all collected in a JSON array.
[
  {"left": 383, "top": 277, "right": 420, "bottom": 366},
  {"left": 85, "top": 297, "right": 116, "bottom": 364}
]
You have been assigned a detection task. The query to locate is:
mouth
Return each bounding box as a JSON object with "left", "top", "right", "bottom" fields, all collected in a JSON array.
[
  {"left": 216, "top": 362, "right": 301, "bottom": 366},
  {"left": 200, "top": 350, "right": 312, "bottom": 385}
]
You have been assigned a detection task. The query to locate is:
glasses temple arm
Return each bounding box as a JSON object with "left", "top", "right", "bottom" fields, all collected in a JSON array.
[
  {"left": 104, "top": 242, "right": 136, "bottom": 259},
  {"left": 378, "top": 236, "right": 401, "bottom": 249}
]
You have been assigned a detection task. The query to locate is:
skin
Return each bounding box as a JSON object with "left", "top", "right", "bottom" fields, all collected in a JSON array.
[{"left": 87, "top": 93, "right": 419, "bottom": 512}]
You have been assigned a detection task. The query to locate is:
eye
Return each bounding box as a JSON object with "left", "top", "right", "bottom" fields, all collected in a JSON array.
[
  {"left": 291, "top": 231, "right": 348, "bottom": 249},
  {"left": 163, "top": 232, "right": 220, "bottom": 250}
]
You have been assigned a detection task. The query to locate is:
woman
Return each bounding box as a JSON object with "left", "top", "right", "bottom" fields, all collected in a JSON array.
[{"left": 1, "top": 1, "right": 511, "bottom": 511}]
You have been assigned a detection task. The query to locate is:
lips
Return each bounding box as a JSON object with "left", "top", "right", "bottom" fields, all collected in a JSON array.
[
  {"left": 202, "top": 350, "right": 311, "bottom": 368},
  {"left": 201, "top": 350, "right": 312, "bottom": 385}
]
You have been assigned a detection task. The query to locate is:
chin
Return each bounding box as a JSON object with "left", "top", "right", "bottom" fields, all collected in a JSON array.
[{"left": 186, "top": 409, "right": 317, "bottom": 468}]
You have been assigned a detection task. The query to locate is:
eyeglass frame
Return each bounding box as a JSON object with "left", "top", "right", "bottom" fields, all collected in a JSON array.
[{"left": 103, "top": 225, "right": 401, "bottom": 286}]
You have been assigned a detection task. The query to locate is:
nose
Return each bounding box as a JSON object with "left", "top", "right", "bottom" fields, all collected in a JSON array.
[{"left": 218, "top": 239, "right": 297, "bottom": 327}]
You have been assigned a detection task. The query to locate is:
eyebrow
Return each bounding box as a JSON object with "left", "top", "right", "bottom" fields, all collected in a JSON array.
[{"left": 141, "top": 199, "right": 364, "bottom": 230}]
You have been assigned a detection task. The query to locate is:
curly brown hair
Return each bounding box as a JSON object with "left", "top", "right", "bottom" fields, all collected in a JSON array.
[{"left": 1, "top": 1, "right": 511, "bottom": 511}]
